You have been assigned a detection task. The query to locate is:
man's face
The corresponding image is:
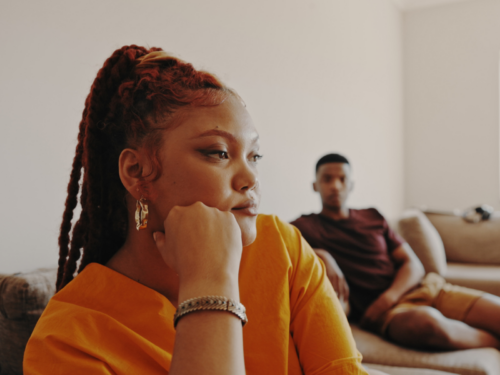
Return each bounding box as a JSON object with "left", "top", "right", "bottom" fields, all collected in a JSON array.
[{"left": 313, "top": 162, "right": 353, "bottom": 210}]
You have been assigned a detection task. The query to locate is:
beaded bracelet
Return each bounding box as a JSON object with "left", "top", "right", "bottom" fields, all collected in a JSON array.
[{"left": 173, "top": 295, "right": 248, "bottom": 328}]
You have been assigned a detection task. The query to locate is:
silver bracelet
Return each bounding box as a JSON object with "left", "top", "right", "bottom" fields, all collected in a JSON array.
[{"left": 174, "top": 295, "right": 248, "bottom": 328}]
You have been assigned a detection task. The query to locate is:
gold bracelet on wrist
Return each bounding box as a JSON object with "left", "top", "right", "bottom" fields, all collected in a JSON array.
[{"left": 173, "top": 295, "right": 248, "bottom": 328}]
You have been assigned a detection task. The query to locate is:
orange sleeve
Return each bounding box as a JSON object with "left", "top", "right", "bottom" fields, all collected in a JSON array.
[
  {"left": 24, "top": 334, "right": 114, "bottom": 375},
  {"left": 282, "top": 220, "right": 368, "bottom": 375},
  {"left": 23, "top": 294, "right": 174, "bottom": 375}
]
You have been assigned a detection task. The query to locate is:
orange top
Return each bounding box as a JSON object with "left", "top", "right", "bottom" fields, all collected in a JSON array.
[{"left": 24, "top": 215, "right": 367, "bottom": 374}]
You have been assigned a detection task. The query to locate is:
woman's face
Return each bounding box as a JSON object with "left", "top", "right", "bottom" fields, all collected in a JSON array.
[{"left": 148, "top": 95, "right": 261, "bottom": 247}]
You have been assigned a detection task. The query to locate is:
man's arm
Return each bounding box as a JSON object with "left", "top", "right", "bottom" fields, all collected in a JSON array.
[
  {"left": 361, "top": 243, "right": 425, "bottom": 325},
  {"left": 313, "top": 248, "right": 350, "bottom": 314}
]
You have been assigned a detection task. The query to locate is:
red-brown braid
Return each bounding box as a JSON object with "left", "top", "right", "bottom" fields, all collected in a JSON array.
[{"left": 56, "top": 45, "right": 230, "bottom": 291}]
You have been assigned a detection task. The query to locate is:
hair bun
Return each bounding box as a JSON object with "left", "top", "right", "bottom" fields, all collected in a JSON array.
[{"left": 136, "top": 50, "right": 177, "bottom": 67}]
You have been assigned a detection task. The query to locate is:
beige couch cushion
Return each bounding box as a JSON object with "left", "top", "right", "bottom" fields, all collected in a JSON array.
[
  {"left": 365, "top": 364, "right": 459, "bottom": 375},
  {"left": 398, "top": 209, "right": 447, "bottom": 276},
  {"left": 444, "top": 263, "right": 500, "bottom": 298},
  {"left": 0, "top": 267, "right": 57, "bottom": 375},
  {"left": 351, "top": 325, "right": 500, "bottom": 375},
  {"left": 425, "top": 213, "right": 500, "bottom": 265}
]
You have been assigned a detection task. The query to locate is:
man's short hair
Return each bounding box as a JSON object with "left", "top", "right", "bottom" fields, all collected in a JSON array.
[{"left": 316, "top": 153, "right": 350, "bottom": 172}]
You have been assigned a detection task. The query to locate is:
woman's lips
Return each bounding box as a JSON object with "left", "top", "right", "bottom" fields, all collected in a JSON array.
[{"left": 231, "top": 202, "right": 258, "bottom": 216}]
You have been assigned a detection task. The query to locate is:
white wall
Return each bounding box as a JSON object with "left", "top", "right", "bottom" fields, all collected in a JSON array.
[
  {"left": 404, "top": 0, "right": 500, "bottom": 212},
  {"left": 0, "top": 0, "right": 404, "bottom": 273}
]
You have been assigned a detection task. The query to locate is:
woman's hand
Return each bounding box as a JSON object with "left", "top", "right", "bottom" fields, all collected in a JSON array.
[
  {"left": 153, "top": 202, "right": 246, "bottom": 375},
  {"left": 153, "top": 201, "right": 243, "bottom": 301}
]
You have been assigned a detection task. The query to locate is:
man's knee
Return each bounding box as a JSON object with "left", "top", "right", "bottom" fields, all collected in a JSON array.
[
  {"left": 388, "top": 306, "right": 453, "bottom": 348},
  {"left": 464, "top": 293, "right": 500, "bottom": 336}
]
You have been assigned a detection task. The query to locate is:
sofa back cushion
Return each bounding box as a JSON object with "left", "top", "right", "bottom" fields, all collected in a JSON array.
[
  {"left": 426, "top": 212, "right": 500, "bottom": 265},
  {"left": 0, "top": 267, "right": 57, "bottom": 375},
  {"left": 398, "top": 209, "right": 447, "bottom": 276}
]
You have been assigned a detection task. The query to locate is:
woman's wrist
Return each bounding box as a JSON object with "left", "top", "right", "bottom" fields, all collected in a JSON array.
[
  {"left": 178, "top": 274, "right": 240, "bottom": 303},
  {"left": 174, "top": 295, "right": 247, "bottom": 328}
]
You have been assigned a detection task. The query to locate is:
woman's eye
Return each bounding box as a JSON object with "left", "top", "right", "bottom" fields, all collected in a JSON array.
[
  {"left": 251, "top": 154, "right": 263, "bottom": 163},
  {"left": 207, "top": 151, "right": 229, "bottom": 160}
]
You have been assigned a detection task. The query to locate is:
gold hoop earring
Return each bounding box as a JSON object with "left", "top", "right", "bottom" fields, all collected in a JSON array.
[{"left": 135, "top": 196, "right": 149, "bottom": 231}]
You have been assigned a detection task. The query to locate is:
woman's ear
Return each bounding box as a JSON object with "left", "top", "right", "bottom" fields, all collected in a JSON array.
[{"left": 118, "top": 148, "right": 150, "bottom": 199}]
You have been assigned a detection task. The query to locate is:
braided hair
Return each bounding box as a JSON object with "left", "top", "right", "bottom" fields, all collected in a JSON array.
[{"left": 57, "top": 45, "right": 230, "bottom": 291}]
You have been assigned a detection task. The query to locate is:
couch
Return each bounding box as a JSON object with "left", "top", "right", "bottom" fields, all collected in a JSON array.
[
  {"left": 1, "top": 209, "right": 499, "bottom": 375},
  {"left": 0, "top": 268, "right": 55, "bottom": 375},
  {"left": 351, "top": 209, "right": 500, "bottom": 375}
]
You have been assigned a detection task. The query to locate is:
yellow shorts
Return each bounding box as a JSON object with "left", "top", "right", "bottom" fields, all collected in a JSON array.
[{"left": 378, "top": 273, "right": 484, "bottom": 335}]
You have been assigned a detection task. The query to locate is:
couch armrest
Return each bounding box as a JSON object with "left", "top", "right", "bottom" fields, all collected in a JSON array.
[{"left": 398, "top": 209, "right": 447, "bottom": 276}]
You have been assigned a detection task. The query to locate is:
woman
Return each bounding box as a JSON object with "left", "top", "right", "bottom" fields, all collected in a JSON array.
[{"left": 23, "top": 45, "right": 368, "bottom": 374}]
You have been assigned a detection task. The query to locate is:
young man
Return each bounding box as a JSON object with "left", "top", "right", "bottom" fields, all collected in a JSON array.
[{"left": 291, "top": 153, "right": 500, "bottom": 350}]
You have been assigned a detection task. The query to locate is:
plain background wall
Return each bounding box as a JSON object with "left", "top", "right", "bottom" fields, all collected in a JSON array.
[
  {"left": 0, "top": 0, "right": 404, "bottom": 273},
  {"left": 404, "top": 0, "right": 500, "bottom": 212}
]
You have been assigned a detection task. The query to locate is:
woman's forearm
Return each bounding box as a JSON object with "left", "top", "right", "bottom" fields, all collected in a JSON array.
[
  {"left": 169, "top": 277, "right": 246, "bottom": 375},
  {"left": 170, "top": 311, "right": 245, "bottom": 375},
  {"left": 154, "top": 204, "right": 247, "bottom": 375}
]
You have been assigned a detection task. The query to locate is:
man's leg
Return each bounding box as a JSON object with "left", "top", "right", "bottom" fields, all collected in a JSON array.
[
  {"left": 464, "top": 293, "right": 500, "bottom": 337},
  {"left": 386, "top": 305, "right": 500, "bottom": 350}
]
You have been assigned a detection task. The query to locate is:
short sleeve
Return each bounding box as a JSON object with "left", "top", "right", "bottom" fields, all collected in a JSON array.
[
  {"left": 276, "top": 220, "right": 368, "bottom": 375},
  {"left": 382, "top": 215, "right": 405, "bottom": 253},
  {"left": 24, "top": 335, "right": 113, "bottom": 375}
]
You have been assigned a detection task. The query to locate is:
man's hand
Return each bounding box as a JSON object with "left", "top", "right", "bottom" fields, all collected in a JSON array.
[
  {"left": 360, "top": 291, "right": 399, "bottom": 328},
  {"left": 360, "top": 243, "right": 425, "bottom": 330},
  {"left": 314, "top": 249, "right": 350, "bottom": 308}
]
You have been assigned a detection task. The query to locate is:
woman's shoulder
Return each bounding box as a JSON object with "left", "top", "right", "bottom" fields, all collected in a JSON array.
[
  {"left": 25, "top": 263, "right": 176, "bottom": 369},
  {"left": 244, "top": 214, "right": 309, "bottom": 269},
  {"left": 255, "top": 214, "right": 302, "bottom": 248},
  {"left": 33, "top": 264, "right": 174, "bottom": 337}
]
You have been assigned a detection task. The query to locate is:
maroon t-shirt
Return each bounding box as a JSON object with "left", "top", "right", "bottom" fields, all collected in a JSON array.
[{"left": 290, "top": 208, "right": 404, "bottom": 321}]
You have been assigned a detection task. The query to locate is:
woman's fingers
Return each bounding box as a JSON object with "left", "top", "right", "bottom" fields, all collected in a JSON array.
[{"left": 155, "top": 202, "right": 243, "bottom": 294}]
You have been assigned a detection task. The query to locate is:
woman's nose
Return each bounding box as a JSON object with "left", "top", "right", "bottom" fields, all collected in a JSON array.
[{"left": 233, "top": 161, "right": 258, "bottom": 192}]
